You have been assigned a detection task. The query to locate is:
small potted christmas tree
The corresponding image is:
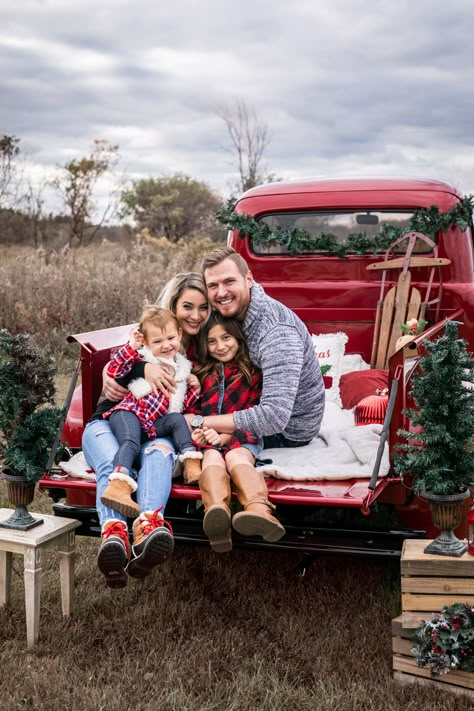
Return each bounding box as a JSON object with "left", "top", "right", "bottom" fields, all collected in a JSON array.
[
  {"left": 0, "top": 329, "right": 61, "bottom": 530},
  {"left": 394, "top": 320, "right": 474, "bottom": 556}
]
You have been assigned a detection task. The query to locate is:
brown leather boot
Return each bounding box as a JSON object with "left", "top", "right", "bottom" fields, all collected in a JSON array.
[
  {"left": 230, "top": 463, "right": 286, "bottom": 542},
  {"left": 100, "top": 467, "right": 140, "bottom": 519},
  {"left": 199, "top": 464, "right": 232, "bottom": 553},
  {"left": 180, "top": 451, "right": 203, "bottom": 485}
]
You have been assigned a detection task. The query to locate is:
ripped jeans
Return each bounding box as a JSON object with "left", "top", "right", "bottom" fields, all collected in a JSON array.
[{"left": 82, "top": 418, "right": 176, "bottom": 527}]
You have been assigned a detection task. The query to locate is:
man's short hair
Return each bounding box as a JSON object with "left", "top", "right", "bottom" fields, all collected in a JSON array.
[{"left": 202, "top": 246, "right": 249, "bottom": 278}]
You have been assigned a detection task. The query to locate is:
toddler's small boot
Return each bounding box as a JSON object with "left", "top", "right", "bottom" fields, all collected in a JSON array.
[
  {"left": 127, "top": 508, "right": 174, "bottom": 579},
  {"left": 97, "top": 519, "right": 131, "bottom": 589},
  {"left": 180, "top": 450, "right": 203, "bottom": 485},
  {"left": 100, "top": 466, "right": 140, "bottom": 518}
]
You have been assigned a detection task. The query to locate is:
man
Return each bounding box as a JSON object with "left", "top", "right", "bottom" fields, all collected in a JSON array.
[
  {"left": 199, "top": 246, "right": 325, "bottom": 448},
  {"left": 190, "top": 246, "right": 325, "bottom": 545}
]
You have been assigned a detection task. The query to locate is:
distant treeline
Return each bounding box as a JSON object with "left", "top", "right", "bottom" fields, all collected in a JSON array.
[{"left": 0, "top": 136, "right": 227, "bottom": 249}]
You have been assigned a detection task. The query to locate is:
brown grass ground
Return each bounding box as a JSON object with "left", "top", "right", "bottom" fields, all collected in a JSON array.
[{"left": 0, "top": 484, "right": 471, "bottom": 711}]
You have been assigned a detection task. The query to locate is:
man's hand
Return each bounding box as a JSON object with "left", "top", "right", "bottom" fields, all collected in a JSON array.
[
  {"left": 102, "top": 370, "right": 128, "bottom": 401},
  {"left": 144, "top": 362, "right": 176, "bottom": 396}
]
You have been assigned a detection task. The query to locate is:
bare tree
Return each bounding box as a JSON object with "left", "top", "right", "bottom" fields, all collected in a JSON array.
[
  {"left": 53, "top": 139, "right": 119, "bottom": 246},
  {"left": 0, "top": 134, "right": 21, "bottom": 208},
  {"left": 23, "top": 180, "right": 49, "bottom": 249},
  {"left": 217, "top": 100, "right": 271, "bottom": 193}
]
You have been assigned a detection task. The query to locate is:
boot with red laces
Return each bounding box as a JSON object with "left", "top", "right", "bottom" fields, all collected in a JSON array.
[
  {"left": 97, "top": 519, "right": 131, "bottom": 589},
  {"left": 127, "top": 508, "right": 174, "bottom": 579}
]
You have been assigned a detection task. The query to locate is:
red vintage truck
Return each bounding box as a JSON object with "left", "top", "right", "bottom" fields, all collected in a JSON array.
[{"left": 39, "top": 177, "right": 474, "bottom": 561}]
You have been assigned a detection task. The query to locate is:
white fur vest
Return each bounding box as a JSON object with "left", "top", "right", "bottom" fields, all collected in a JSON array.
[{"left": 128, "top": 347, "right": 192, "bottom": 413}]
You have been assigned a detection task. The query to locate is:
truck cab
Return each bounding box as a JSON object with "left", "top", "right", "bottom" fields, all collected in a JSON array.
[{"left": 39, "top": 177, "right": 474, "bottom": 559}]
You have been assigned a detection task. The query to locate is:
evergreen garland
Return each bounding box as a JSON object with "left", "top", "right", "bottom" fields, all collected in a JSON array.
[
  {"left": 412, "top": 603, "right": 474, "bottom": 675},
  {"left": 216, "top": 195, "right": 474, "bottom": 257},
  {"left": 394, "top": 321, "right": 474, "bottom": 495},
  {"left": 0, "top": 329, "right": 62, "bottom": 482}
]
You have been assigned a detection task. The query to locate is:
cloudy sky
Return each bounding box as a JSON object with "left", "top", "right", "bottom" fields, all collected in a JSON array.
[{"left": 2, "top": 0, "right": 474, "bottom": 213}]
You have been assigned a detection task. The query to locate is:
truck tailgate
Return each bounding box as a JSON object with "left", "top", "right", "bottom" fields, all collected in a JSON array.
[{"left": 39, "top": 472, "right": 394, "bottom": 513}]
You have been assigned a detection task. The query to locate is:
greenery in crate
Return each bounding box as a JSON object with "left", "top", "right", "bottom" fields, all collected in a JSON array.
[
  {"left": 393, "top": 320, "right": 474, "bottom": 495},
  {"left": 0, "top": 329, "right": 62, "bottom": 482},
  {"left": 412, "top": 603, "right": 474, "bottom": 675}
]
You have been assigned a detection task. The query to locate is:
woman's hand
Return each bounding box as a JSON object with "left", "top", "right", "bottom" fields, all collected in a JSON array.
[
  {"left": 102, "top": 369, "right": 128, "bottom": 401},
  {"left": 144, "top": 362, "right": 176, "bottom": 395}
]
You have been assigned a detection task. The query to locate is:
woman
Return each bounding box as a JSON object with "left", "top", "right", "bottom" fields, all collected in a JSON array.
[{"left": 83, "top": 272, "right": 209, "bottom": 589}]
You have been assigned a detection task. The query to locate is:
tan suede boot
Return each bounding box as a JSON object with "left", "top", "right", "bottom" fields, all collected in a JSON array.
[
  {"left": 100, "top": 466, "right": 140, "bottom": 518},
  {"left": 230, "top": 463, "right": 286, "bottom": 542},
  {"left": 180, "top": 451, "right": 203, "bottom": 485},
  {"left": 199, "top": 464, "right": 232, "bottom": 553}
]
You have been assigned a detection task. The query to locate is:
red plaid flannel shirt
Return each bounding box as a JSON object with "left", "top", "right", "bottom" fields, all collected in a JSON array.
[
  {"left": 103, "top": 343, "right": 200, "bottom": 439},
  {"left": 187, "top": 362, "right": 262, "bottom": 454}
]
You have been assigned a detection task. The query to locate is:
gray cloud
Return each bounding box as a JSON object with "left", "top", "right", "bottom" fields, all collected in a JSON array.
[{"left": 1, "top": 0, "right": 474, "bottom": 214}]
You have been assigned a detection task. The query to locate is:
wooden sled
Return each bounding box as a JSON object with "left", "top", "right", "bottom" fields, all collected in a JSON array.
[{"left": 368, "top": 232, "right": 450, "bottom": 369}]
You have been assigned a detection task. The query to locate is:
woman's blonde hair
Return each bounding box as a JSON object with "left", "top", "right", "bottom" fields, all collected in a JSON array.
[{"left": 156, "top": 272, "right": 209, "bottom": 316}]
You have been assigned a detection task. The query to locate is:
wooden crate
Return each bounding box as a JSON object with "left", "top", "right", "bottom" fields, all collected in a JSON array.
[{"left": 392, "top": 539, "right": 474, "bottom": 698}]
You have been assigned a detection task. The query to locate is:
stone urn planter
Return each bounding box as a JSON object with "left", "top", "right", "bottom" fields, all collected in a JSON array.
[
  {"left": 0, "top": 471, "right": 43, "bottom": 530},
  {"left": 422, "top": 489, "right": 470, "bottom": 556}
]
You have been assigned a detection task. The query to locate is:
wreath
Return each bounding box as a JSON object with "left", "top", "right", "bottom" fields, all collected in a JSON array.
[
  {"left": 411, "top": 603, "right": 474, "bottom": 675},
  {"left": 216, "top": 195, "right": 474, "bottom": 257}
]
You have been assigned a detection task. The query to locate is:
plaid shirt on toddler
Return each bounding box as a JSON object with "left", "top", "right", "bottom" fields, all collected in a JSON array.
[{"left": 103, "top": 342, "right": 200, "bottom": 439}]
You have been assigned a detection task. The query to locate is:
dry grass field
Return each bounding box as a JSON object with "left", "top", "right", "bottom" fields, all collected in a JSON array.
[
  {"left": 0, "top": 243, "right": 472, "bottom": 710},
  {"left": 0, "top": 239, "right": 218, "bottom": 363},
  {"left": 1, "top": 485, "right": 471, "bottom": 711}
]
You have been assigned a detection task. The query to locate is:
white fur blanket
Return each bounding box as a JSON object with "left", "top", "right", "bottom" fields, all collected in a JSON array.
[{"left": 257, "top": 402, "right": 389, "bottom": 481}]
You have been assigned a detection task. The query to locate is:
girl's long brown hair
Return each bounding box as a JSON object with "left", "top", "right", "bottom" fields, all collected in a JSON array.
[{"left": 193, "top": 312, "right": 256, "bottom": 386}]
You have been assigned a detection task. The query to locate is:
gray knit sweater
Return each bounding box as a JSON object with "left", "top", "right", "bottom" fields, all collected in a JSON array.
[{"left": 233, "top": 283, "right": 325, "bottom": 442}]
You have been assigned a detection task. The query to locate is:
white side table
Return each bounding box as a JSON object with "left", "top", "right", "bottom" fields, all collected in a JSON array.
[{"left": 0, "top": 508, "right": 81, "bottom": 646}]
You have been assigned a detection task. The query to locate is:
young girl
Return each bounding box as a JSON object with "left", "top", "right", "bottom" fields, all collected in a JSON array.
[
  {"left": 190, "top": 312, "right": 286, "bottom": 553},
  {"left": 98, "top": 305, "right": 203, "bottom": 518}
]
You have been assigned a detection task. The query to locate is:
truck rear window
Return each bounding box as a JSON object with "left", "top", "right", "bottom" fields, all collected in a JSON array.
[{"left": 252, "top": 211, "right": 435, "bottom": 255}]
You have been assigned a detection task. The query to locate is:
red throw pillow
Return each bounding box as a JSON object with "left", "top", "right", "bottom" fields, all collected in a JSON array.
[{"left": 339, "top": 369, "right": 389, "bottom": 410}]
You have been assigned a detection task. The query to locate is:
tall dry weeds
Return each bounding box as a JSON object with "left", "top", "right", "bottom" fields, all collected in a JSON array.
[{"left": 0, "top": 237, "right": 220, "bottom": 364}]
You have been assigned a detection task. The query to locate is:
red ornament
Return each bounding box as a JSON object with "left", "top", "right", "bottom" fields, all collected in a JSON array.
[{"left": 354, "top": 389, "right": 389, "bottom": 426}]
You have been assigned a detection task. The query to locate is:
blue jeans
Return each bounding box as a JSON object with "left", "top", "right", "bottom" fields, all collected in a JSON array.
[
  {"left": 109, "top": 410, "right": 195, "bottom": 471},
  {"left": 82, "top": 419, "right": 176, "bottom": 527}
]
